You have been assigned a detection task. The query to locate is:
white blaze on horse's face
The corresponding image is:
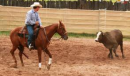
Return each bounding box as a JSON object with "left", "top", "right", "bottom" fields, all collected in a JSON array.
[{"left": 95, "top": 31, "right": 102, "bottom": 42}]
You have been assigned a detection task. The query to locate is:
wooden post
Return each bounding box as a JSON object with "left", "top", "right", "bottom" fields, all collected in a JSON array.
[
  {"left": 42, "top": 0, "right": 46, "bottom": 8},
  {"left": 0, "top": 0, "right": 1, "bottom": 5},
  {"left": 6, "top": 0, "right": 9, "bottom": 6},
  {"left": 1, "top": 0, "right": 3, "bottom": 5},
  {"left": 24, "top": 0, "right": 27, "bottom": 7},
  {"left": 13, "top": 0, "right": 16, "bottom": 6},
  {"left": 128, "top": 0, "right": 130, "bottom": 10},
  {"left": 92, "top": 0, "right": 94, "bottom": 10},
  {"left": 3, "top": 0, "right": 6, "bottom": 6},
  {"left": 88, "top": 0, "right": 90, "bottom": 9},
  {"left": 8, "top": 0, "right": 12, "bottom": 6}
]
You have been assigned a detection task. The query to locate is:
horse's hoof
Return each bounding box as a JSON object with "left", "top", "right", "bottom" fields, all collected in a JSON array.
[
  {"left": 108, "top": 56, "right": 110, "bottom": 58},
  {"left": 14, "top": 66, "right": 17, "bottom": 68},
  {"left": 108, "top": 54, "right": 111, "bottom": 58},
  {"left": 10, "top": 64, "right": 17, "bottom": 68},
  {"left": 22, "top": 64, "right": 24, "bottom": 67},
  {"left": 47, "top": 64, "right": 51, "bottom": 70},
  {"left": 39, "top": 68, "right": 41, "bottom": 70},
  {"left": 110, "top": 56, "right": 114, "bottom": 59},
  {"left": 108, "top": 55, "right": 110, "bottom": 58},
  {"left": 115, "top": 55, "right": 119, "bottom": 57},
  {"left": 122, "top": 55, "right": 125, "bottom": 59}
]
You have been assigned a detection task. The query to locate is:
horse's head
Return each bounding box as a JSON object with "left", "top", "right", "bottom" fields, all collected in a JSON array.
[{"left": 57, "top": 21, "right": 68, "bottom": 40}]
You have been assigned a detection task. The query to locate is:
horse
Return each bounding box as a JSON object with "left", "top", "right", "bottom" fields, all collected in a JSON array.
[{"left": 10, "top": 21, "right": 68, "bottom": 70}]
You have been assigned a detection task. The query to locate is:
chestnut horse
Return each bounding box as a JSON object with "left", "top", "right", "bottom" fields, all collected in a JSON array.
[{"left": 10, "top": 21, "right": 68, "bottom": 70}]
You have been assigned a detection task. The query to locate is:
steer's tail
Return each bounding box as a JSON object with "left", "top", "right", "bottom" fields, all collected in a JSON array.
[{"left": 120, "top": 41, "right": 125, "bottom": 58}]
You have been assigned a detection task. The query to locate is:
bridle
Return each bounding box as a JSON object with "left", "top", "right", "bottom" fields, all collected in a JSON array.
[
  {"left": 42, "top": 23, "right": 67, "bottom": 45},
  {"left": 57, "top": 23, "right": 67, "bottom": 38}
]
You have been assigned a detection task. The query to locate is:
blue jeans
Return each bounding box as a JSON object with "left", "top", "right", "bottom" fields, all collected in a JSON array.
[{"left": 26, "top": 24, "right": 34, "bottom": 46}]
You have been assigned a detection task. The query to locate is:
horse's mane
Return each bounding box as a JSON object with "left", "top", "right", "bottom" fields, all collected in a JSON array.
[
  {"left": 40, "top": 23, "right": 58, "bottom": 30},
  {"left": 45, "top": 23, "right": 58, "bottom": 28}
]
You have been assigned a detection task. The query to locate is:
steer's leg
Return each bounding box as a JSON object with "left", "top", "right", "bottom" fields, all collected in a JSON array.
[
  {"left": 37, "top": 48, "right": 42, "bottom": 70},
  {"left": 44, "top": 48, "right": 52, "bottom": 70},
  {"left": 109, "top": 48, "right": 113, "bottom": 59},
  {"left": 120, "top": 42, "right": 125, "bottom": 58},
  {"left": 113, "top": 48, "right": 119, "bottom": 58},
  {"left": 108, "top": 51, "right": 111, "bottom": 58}
]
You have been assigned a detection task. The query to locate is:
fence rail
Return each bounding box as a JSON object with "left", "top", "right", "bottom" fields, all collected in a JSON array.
[
  {"left": 0, "top": 0, "right": 130, "bottom": 11},
  {"left": 0, "top": 6, "right": 130, "bottom": 36}
]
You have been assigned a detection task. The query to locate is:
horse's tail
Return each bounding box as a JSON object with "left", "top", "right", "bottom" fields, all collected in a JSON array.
[{"left": 10, "top": 27, "right": 22, "bottom": 42}]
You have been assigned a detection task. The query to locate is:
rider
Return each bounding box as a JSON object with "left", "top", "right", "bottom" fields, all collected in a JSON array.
[{"left": 25, "top": 2, "right": 42, "bottom": 49}]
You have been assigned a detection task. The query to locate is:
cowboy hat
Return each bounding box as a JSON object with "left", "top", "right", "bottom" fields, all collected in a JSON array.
[{"left": 30, "top": 2, "right": 42, "bottom": 8}]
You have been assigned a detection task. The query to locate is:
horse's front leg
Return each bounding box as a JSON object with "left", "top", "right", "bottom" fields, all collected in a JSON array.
[
  {"left": 37, "top": 48, "right": 42, "bottom": 70},
  {"left": 44, "top": 48, "right": 52, "bottom": 70}
]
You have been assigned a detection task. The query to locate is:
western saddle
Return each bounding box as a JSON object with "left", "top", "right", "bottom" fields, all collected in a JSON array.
[{"left": 18, "top": 25, "right": 40, "bottom": 49}]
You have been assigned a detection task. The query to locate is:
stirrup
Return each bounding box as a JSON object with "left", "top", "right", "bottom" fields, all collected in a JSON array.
[{"left": 28, "top": 44, "right": 34, "bottom": 51}]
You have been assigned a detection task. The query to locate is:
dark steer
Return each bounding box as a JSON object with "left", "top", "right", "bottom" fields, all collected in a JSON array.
[{"left": 95, "top": 29, "right": 125, "bottom": 59}]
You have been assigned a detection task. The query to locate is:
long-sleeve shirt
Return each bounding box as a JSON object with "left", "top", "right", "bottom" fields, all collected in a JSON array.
[{"left": 25, "top": 9, "right": 42, "bottom": 26}]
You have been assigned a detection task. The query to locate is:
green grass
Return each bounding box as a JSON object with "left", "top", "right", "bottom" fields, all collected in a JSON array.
[
  {"left": 0, "top": 31, "right": 96, "bottom": 38},
  {"left": 1, "top": 31, "right": 130, "bottom": 41},
  {"left": 54, "top": 33, "right": 130, "bottom": 41},
  {"left": 54, "top": 32, "right": 96, "bottom": 38},
  {"left": 0, "top": 31, "right": 10, "bottom": 36}
]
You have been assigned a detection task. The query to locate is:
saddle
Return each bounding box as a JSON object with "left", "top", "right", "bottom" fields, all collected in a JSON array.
[{"left": 18, "top": 25, "right": 40, "bottom": 48}]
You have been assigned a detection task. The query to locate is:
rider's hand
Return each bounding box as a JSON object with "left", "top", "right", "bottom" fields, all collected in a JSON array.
[{"left": 35, "top": 21, "right": 39, "bottom": 25}]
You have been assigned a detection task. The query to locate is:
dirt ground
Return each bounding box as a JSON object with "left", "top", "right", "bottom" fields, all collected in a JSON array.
[{"left": 0, "top": 37, "right": 130, "bottom": 76}]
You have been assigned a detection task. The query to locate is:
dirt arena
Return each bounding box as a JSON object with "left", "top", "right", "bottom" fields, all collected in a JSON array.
[{"left": 0, "top": 37, "right": 130, "bottom": 76}]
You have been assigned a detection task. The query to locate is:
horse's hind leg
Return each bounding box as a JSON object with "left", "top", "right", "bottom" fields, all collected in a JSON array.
[
  {"left": 18, "top": 45, "right": 24, "bottom": 66},
  {"left": 10, "top": 46, "right": 17, "bottom": 68}
]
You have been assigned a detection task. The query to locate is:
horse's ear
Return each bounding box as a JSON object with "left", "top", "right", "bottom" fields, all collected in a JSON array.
[
  {"left": 59, "top": 20, "right": 62, "bottom": 26},
  {"left": 59, "top": 20, "right": 62, "bottom": 23}
]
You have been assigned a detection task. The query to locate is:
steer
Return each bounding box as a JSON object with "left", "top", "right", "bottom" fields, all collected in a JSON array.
[{"left": 95, "top": 29, "right": 125, "bottom": 59}]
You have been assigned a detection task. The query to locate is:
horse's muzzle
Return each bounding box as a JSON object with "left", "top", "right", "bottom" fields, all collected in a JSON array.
[{"left": 63, "top": 35, "right": 68, "bottom": 40}]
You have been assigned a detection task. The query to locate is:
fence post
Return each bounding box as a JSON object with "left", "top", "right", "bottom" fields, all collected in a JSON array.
[
  {"left": 0, "top": 0, "right": 1, "bottom": 5},
  {"left": 128, "top": 1, "right": 130, "bottom": 10},
  {"left": 0, "top": 0, "right": 3, "bottom": 5},
  {"left": 42, "top": 0, "right": 46, "bottom": 8},
  {"left": 9, "top": 0, "right": 12, "bottom": 6},
  {"left": 12, "top": 0, "right": 16, "bottom": 6},
  {"left": 3, "top": 0, "right": 7, "bottom": 6}
]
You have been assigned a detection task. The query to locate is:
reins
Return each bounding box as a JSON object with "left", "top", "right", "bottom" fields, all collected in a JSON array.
[{"left": 43, "top": 28, "right": 50, "bottom": 44}]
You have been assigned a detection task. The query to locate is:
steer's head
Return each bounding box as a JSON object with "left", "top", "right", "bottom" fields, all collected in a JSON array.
[{"left": 95, "top": 31, "right": 103, "bottom": 42}]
